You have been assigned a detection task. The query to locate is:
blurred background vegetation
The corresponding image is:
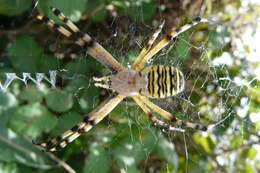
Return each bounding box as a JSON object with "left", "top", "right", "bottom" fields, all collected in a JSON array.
[{"left": 0, "top": 0, "right": 259, "bottom": 173}]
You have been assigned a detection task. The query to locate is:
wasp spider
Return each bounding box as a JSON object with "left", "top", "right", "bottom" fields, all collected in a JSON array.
[{"left": 33, "top": 7, "right": 221, "bottom": 152}]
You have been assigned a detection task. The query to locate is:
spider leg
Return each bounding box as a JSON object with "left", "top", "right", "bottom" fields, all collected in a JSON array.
[
  {"left": 51, "top": 8, "right": 80, "bottom": 33},
  {"left": 94, "top": 83, "right": 110, "bottom": 89},
  {"left": 33, "top": 94, "right": 125, "bottom": 152},
  {"left": 93, "top": 76, "right": 111, "bottom": 89},
  {"left": 36, "top": 15, "right": 72, "bottom": 37},
  {"left": 132, "top": 96, "right": 185, "bottom": 132},
  {"left": 131, "top": 20, "right": 165, "bottom": 70},
  {"left": 133, "top": 17, "right": 222, "bottom": 70},
  {"left": 37, "top": 8, "right": 124, "bottom": 72},
  {"left": 93, "top": 76, "right": 110, "bottom": 82},
  {"left": 136, "top": 95, "right": 208, "bottom": 131}
]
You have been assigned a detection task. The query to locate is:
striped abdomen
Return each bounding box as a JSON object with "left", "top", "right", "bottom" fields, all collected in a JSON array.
[{"left": 140, "top": 65, "right": 185, "bottom": 98}]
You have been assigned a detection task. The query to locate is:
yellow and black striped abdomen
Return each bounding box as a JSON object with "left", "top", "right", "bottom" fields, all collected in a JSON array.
[{"left": 141, "top": 65, "right": 185, "bottom": 98}]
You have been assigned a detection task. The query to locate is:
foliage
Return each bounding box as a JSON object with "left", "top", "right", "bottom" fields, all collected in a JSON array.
[{"left": 0, "top": 0, "right": 259, "bottom": 173}]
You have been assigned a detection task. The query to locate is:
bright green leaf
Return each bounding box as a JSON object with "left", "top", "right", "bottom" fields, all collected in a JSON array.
[
  {"left": 65, "top": 56, "right": 103, "bottom": 75},
  {"left": 7, "top": 35, "right": 42, "bottom": 73},
  {"left": 0, "top": 162, "right": 18, "bottom": 173},
  {"left": 85, "top": 0, "right": 107, "bottom": 22},
  {"left": 113, "top": 128, "right": 157, "bottom": 171},
  {"left": 7, "top": 103, "right": 58, "bottom": 137},
  {"left": 0, "top": 92, "right": 17, "bottom": 111},
  {"left": 19, "top": 87, "right": 44, "bottom": 103},
  {"left": 0, "top": 0, "right": 31, "bottom": 16},
  {"left": 155, "top": 133, "right": 178, "bottom": 170},
  {"left": 0, "top": 111, "right": 54, "bottom": 168},
  {"left": 45, "top": 90, "right": 73, "bottom": 113},
  {"left": 248, "top": 148, "right": 257, "bottom": 160},
  {"left": 174, "top": 34, "right": 191, "bottom": 60},
  {"left": 50, "top": 111, "right": 83, "bottom": 137},
  {"left": 39, "top": 0, "right": 89, "bottom": 21},
  {"left": 84, "top": 143, "right": 111, "bottom": 173},
  {"left": 193, "top": 133, "right": 215, "bottom": 153},
  {"left": 117, "top": 0, "right": 156, "bottom": 22}
]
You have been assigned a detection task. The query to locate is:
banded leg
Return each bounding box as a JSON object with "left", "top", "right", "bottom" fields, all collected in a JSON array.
[
  {"left": 93, "top": 76, "right": 111, "bottom": 89},
  {"left": 131, "top": 20, "right": 165, "bottom": 70},
  {"left": 133, "top": 17, "right": 222, "bottom": 70},
  {"left": 36, "top": 15, "right": 72, "bottom": 37},
  {"left": 37, "top": 8, "right": 124, "bottom": 72},
  {"left": 137, "top": 95, "right": 208, "bottom": 131},
  {"left": 132, "top": 96, "right": 185, "bottom": 132},
  {"left": 93, "top": 76, "right": 110, "bottom": 82},
  {"left": 33, "top": 94, "right": 125, "bottom": 152},
  {"left": 51, "top": 7, "right": 80, "bottom": 33},
  {"left": 94, "top": 83, "right": 110, "bottom": 89}
]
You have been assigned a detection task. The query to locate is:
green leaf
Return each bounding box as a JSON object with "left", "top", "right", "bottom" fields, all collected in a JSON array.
[
  {"left": 50, "top": 111, "right": 83, "bottom": 137},
  {"left": 193, "top": 133, "right": 215, "bottom": 153},
  {"left": 208, "top": 26, "right": 230, "bottom": 50},
  {"left": 174, "top": 34, "right": 191, "bottom": 60},
  {"left": 0, "top": 92, "right": 18, "bottom": 111},
  {"left": 65, "top": 76, "right": 90, "bottom": 93},
  {"left": 248, "top": 148, "right": 257, "bottom": 160},
  {"left": 0, "top": 0, "right": 31, "bottom": 16},
  {"left": 244, "top": 163, "right": 254, "bottom": 173},
  {"left": 124, "top": 50, "right": 138, "bottom": 67},
  {"left": 7, "top": 103, "right": 58, "bottom": 137},
  {"left": 7, "top": 35, "right": 41, "bottom": 72},
  {"left": 7, "top": 35, "right": 47, "bottom": 73},
  {"left": 65, "top": 56, "right": 103, "bottom": 75},
  {"left": 83, "top": 143, "right": 111, "bottom": 173},
  {"left": 0, "top": 162, "right": 18, "bottom": 173},
  {"left": 0, "top": 111, "right": 54, "bottom": 168},
  {"left": 113, "top": 128, "right": 157, "bottom": 171},
  {"left": 77, "top": 86, "right": 100, "bottom": 113},
  {"left": 19, "top": 87, "right": 44, "bottom": 103},
  {"left": 38, "top": 54, "right": 59, "bottom": 72},
  {"left": 39, "top": 0, "right": 89, "bottom": 22},
  {"left": 230, "top": 135, "right": 243, "bottom": 149},
  {"left": 116, "top": 0, "right": 156, "bottom": 22},
  {"left": 86, "top": 0, "right": 107, "bottom": 22},
  {"left": 155, "top": 133, "right": 178, "bottom": 169},
  {"left": 45, "top": 90, "right": 73, "bottom": 113},
  {"left": 64, "top": 76, "right": 100, "bottom": 112}
]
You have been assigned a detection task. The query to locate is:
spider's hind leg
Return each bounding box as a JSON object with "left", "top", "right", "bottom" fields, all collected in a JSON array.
[
  {"left": 137, "top": 95, "right": 208, "bottom": 131},
  {"left": 133, "top": 96, "right": 185, "bottom": 132}
]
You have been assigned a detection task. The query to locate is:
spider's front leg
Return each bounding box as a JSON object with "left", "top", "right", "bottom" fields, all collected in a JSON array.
[
  {"left": 33, "top": 94, "right": 125, "bottom": 152},
  {"left": 93, "top": 76, "right": 111, "bottom": 89}
]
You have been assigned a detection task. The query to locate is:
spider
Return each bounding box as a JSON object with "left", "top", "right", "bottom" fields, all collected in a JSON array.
[{"left": 33, "top": 7, "right": 221, "bottom": 152}]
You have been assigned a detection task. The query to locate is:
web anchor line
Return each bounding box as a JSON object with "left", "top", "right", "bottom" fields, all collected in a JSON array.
[{"left": 0, "top": 71, "right": 57, "bottom": 92}]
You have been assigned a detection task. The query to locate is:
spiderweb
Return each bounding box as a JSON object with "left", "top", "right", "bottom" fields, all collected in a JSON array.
[
  {"left": 0, "top": 0, "right": 259, "bottom": 173},
  {"left": 105, "top": 2, "right": 259, "bottom": 172}
]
